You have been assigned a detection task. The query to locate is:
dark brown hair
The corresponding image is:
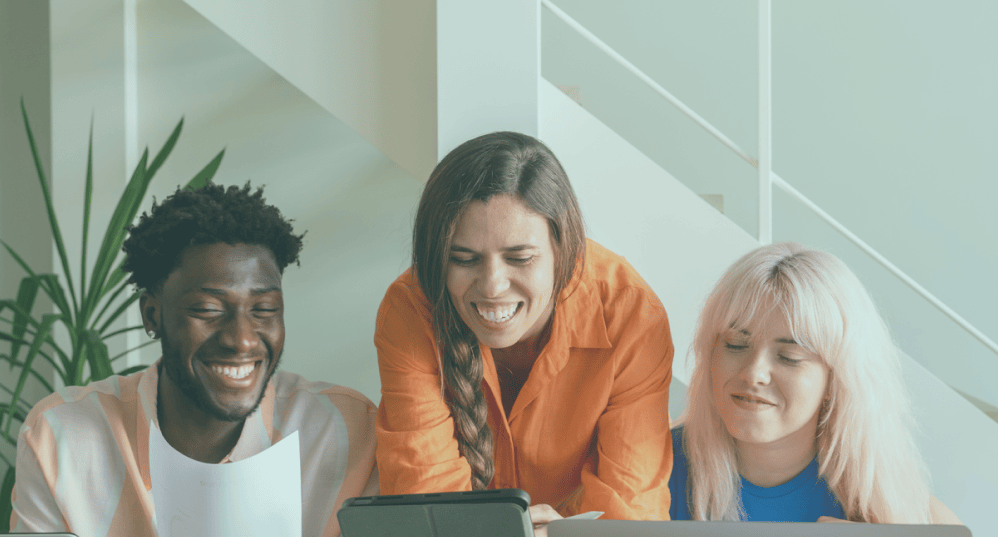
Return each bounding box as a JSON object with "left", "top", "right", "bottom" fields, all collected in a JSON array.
[{"left": 412, "top": 132, "right": 586, "bottom": 489}]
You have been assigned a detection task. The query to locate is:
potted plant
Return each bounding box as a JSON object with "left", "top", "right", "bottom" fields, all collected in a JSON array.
[{"left": 0, "top": 99, "right": 225, "bottom": 531}]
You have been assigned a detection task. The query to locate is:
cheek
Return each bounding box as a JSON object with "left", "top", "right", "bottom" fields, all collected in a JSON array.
[
  {"left": 709, "top": 360, "right": 727, "bottom": 404},
  {"left": 783, "top": 368, "right": 828, "bottom": 411},
  {"left": 445, "top": 268, "right": 471, "bottom": 303},
  {"left": 529, "top": 263, "right": 556, "bottom": 301}
]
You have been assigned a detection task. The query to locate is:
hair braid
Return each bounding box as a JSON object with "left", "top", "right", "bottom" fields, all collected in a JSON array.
[{"left": 436, "top": 300, "right": 495, "bottom": 490}]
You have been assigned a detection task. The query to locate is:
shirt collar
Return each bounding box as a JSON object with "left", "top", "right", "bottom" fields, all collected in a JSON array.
[{"left": 136, "top": 358, "right": 278, "bottom": 490}]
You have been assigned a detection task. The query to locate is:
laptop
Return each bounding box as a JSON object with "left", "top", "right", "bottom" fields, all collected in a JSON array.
[{"left": 547, "top": 520, "right": 972, "bottom": 536}]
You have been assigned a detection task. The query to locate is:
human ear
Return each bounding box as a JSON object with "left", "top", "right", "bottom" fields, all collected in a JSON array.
[{"left": 140, "top": 292, "right": 161, "bottom": 339}]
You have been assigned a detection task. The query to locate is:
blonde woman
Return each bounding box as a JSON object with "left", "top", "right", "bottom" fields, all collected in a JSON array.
[{"left": 669, "top": 242, "right": 960, "bottom": 524}]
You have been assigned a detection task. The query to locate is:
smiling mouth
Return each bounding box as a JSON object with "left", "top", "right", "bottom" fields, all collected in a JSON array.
[
  {"left": 473, "top": 302, "right": 523, "bottom": 326},
  {"left": 732, "top": 394, "right": 775, "bottom": 406},
  {"left": 202, "top": 359, "right": 264, "bottom": 387},
  {"left": 210, "top": 362, "right": 257, "bottom": 380}
]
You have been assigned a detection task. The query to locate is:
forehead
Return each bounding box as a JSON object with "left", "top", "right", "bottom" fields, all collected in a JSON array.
[
  {"left": 451, "top": 195, "right": 550, "bottom": 249},
  {"left": 162, "top": 242, "right": 281, "bottom": 296},
  {"left": 726, "top": 301, "right": 795, "bottom": 341}
]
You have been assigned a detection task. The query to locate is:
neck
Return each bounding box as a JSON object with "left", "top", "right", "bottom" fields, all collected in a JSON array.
[
  {"left": 157, "top": 366, "right": 244, "bottom": 463},
  {"left": 491, "top": 313, "right": 553, "bottom": 370},
  {"left": 735, "top": 423, "right": 818, "bottom": 488}
]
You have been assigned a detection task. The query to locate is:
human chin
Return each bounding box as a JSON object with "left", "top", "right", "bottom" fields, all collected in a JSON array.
[{"left": 163, "top": 339, "right": 277, "bottom": 422}]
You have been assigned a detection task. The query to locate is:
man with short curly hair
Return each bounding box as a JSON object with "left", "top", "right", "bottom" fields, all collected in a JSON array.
[{"left": 10, "top": 183, "right": 378, "bottom": 536}]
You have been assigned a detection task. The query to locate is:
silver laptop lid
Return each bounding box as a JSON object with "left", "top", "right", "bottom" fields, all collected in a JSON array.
[{"left": 548, "top": 520, "right": 972, "bottom": 537}]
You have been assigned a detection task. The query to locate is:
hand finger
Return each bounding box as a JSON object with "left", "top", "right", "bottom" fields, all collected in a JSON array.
[{"left": 528, "top": 504, "right": 562, "bottom": 524}]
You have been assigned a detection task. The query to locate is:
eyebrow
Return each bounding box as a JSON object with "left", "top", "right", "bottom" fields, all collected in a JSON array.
[
  {"left": 191, "top": 286, "right": 281, "bottom": 296},
  {"left": 734, "top": 329, "right": 798, "bottom": 345},
  {"left": 450, "top": 245, "right": 539, "bottom": 253}
]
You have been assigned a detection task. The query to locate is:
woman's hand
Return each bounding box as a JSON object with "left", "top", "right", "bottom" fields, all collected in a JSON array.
[
  {"left": 817, "top": 516, "right": 853, "bottom": 523},
  {"left": 529, "top": 504, "right": 563, "bottom": 537}
]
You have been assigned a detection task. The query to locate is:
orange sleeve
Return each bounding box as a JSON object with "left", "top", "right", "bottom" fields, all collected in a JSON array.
[
  {"left": 565, "top": 289, "right": 674, "bottom": 520},
  {"left": 374, "top": 272, "right": 474, "bottom": 494}
]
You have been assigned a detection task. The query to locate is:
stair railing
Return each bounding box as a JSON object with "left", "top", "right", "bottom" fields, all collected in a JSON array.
[{"left": 541, "top": 0, "right": 998, "bottom": 359}]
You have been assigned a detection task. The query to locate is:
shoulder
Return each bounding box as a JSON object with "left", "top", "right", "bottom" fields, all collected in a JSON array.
[
  {"left": 271, "top": 371, "right": 377, "bottom": 425},
  {"left": 20, "top": 371, "right": 144, "bottom": 443},
  {"left": 573, "top": 240, "right": 671, "bottom": 353},
  {"left": 376, "top": 269, "right": 431, "bottom": 327},
  {"left": 374, "top": 269, "right": 441, "bottom": 373},
  {"left": 579, "top": 239, "right": 668, "bottom": 319},
  {"left": 929, "top": 494, "right": 962, "bottom": 525}
]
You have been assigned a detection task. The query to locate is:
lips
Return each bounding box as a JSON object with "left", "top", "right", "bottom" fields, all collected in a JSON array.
[
  {"left": 199, "top": 359, "right": 265, "bottom": 389},
  {"left": 472, "top": 302, "right": 523, "bottom": 329},
  {"left": 731, "top": 392, "right": 776, "bottom": 407}
]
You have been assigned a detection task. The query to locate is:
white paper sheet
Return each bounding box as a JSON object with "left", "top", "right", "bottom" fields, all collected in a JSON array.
[{"left": 149, "top": 421, "right": 302, "bottom": 537}]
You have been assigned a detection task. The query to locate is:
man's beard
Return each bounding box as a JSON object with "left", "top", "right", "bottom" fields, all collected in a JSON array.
[{"left": 159, "top": 324, "right": 282, "bottom": 422}]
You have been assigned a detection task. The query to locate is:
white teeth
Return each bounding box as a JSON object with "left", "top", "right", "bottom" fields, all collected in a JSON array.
[
  {"left": 476, "top": 304, "right": 517, "bottom": 323},
  {"left": 211, "top": 363, "right": 255, "bottom": 380}
]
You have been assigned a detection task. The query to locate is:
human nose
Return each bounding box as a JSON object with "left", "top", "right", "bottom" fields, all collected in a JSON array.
[
  {"left": 218, "top": 310, "right": 261, "bottom": 355},
  {"left": 480, "top": 258, "right": 510, "bottom": 298},
  {"left": 739, "top": 349, "right": 772, "bottom": 385}
]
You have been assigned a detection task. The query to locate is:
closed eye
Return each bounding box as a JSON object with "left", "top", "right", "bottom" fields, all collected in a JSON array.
[
  {"left": 449, "top": 256, "right": 477, "bottom": 266},
  {"left": 724, "top": 342, "right": 748, "bottom": 351},
  {"left": 188, "top": 308, "right": 223, "bottom": 317},
  {"left": 779, "top": 355, "right": 802, "bottom": 365},
  {"left": 507, "top": 256, "right": 534, "bottom": 265}
]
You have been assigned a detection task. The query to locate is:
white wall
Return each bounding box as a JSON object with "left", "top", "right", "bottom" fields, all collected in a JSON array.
[
  {"left": 541, "top": 0, "right": 998, "bottom": 410},
  {"left": 134, "top": 0, "right": 422, "bottom": 403},
  {"left": 0, "top": 0, "right": 55, "bottom": 473},
  {"left": 181, "top": 0, "right": 438, "bottom": 185}
]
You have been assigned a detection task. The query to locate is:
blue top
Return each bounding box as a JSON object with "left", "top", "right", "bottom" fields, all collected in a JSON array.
[{"left": 669, "top": 426, "right": 845, "bottom": 521}]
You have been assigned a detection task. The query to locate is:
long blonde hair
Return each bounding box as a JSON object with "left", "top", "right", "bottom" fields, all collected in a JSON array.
[{"left": 682, "top": 242, "right": 930, "bottom": 522}]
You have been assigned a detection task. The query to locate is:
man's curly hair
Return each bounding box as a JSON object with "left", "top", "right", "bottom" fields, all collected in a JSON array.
[{"left": 122, "top": 182, "right": 305, "bottom": 292}]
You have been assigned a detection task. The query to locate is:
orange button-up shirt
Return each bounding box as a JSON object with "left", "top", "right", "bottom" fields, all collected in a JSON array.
[{"left": 375, "top": 239, "right": 674, "bottom": 520}]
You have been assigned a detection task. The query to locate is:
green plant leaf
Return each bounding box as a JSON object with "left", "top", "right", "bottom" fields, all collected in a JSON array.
[
  {"left": 81, "top": 114, "right": 94, "bottom": 307},
  {"left": 116, "top": 364, "right": 149, "bottom": 377},
  {"left": 84, "top": 149, "right": 147, "bottom": 321},
  {"left": 97, "top": 290, "right": 140, "bottom": 335},
  {"left": 101, "top": 261, "right": 128, "bottom": 300},
  {"left": 0, "top": 465, "right": 13, "bottom": 533},
  {"left": 0, "top": 402, "right": 27, "bottom": 426},
  {"left": 0, "top": 448, "right": 12, "bottom": 473},
  {"left": 85, "top": 117, "right": 185, "bottom": 317},
  {"left": 145, "top": 117, "right": 183, "bottom": 181},
  {"left": 3, "top": 313, "right": 58, "bottom": 439},
  {"left": 101, "top": 324, "right": 144, "bottom": 341},
  {"left": 185, "top": 148, "right": 225, "bottom": 191},
  {"left": 34, "top": 274, "right": 71, "bottom": 324},
  {"left": 109, "top": 339, "right": 157, "bottom": 363},
  {"left": 84, "top": 329, "right": 114, "bottom": 382},
  {"left": 0, "top": 380, "right": 35, "bottom": 417},
  {"left": 0, "top": 352, "right": 56, "bottom": 394},
  {"left": 0, "top": 242, "right": 73, "bottom": 325},
  {"left": 90, "top": 278, "right": 130, "bottom": 331},
  {"left": 0, "top": 303, "right": 67, "bottom": 378},
  {"left": 7, "top": 277, "right": 38, "bottom": 364},
  {"left": 20, "top": 99, "right": 79, "bottom": 320}
]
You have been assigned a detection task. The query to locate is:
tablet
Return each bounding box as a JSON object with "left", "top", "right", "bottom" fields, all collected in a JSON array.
[{"left": 338, "top": 488, "right": 533, "bottom": 537}]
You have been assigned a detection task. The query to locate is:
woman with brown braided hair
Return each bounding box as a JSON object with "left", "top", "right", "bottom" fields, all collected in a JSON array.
[{"left": 374, "top": 131, "right": 675, "bottom": 524}]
